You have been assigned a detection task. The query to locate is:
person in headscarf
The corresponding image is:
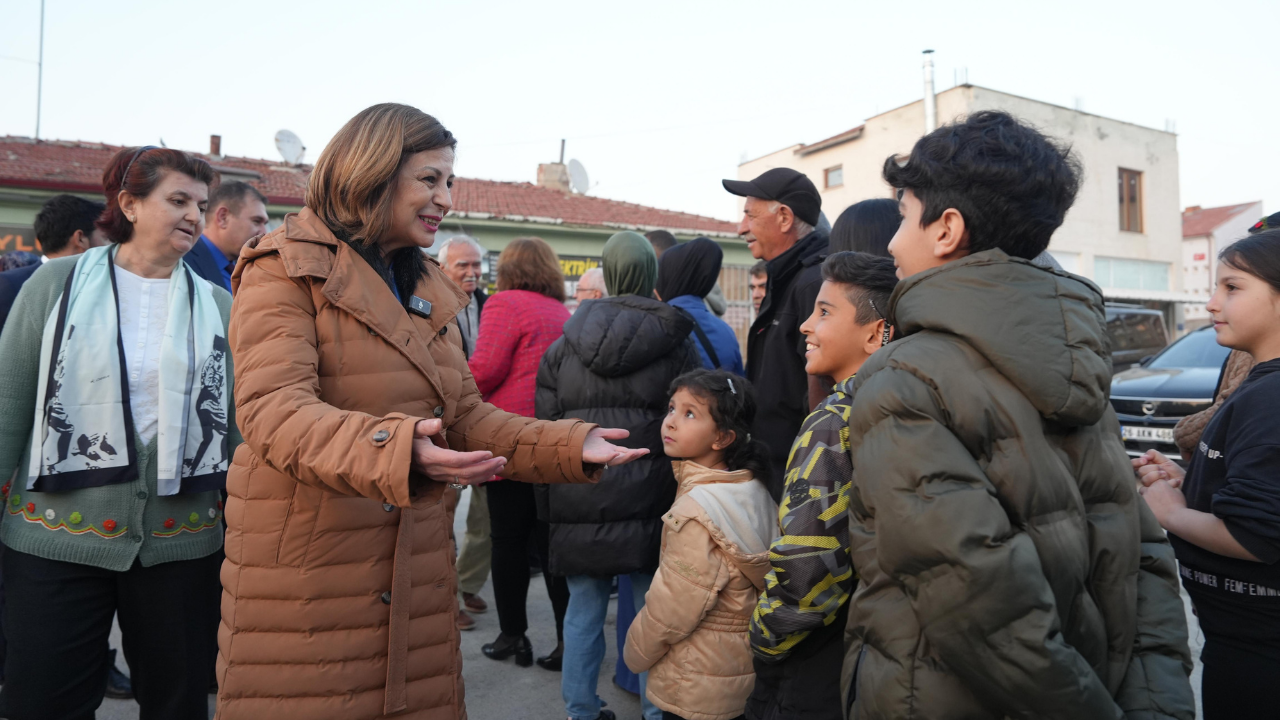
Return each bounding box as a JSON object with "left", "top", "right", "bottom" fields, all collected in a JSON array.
[
  {"left": 536, "top": 231, "right": 702, "bottom": 720},
  {"left": 656, "top": 237, "right": 744, "bottom": 375}
]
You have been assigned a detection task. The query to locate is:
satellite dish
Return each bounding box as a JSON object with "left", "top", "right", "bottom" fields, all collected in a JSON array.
[
  {"left": 568, "top": 159, "right": 589, "bottom": 194},
  {"left": 274, "top": 129, "right": 306, "bottom": 165}
]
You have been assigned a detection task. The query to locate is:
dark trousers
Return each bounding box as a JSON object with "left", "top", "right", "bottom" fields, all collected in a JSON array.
[
  {"left": 665, "top": 713, "right": 744, "bottom": 720},
  {"left": 0, "top": 548, "right": 220, "bottom": 720},
  {"left": 1201, "top": 634, "right": 1280, "bottom": 719},
  {"left": 487, "top": 479, "right": 568, "bottom": 639}
]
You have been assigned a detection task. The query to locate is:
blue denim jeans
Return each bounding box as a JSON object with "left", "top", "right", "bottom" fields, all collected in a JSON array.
[{"left": 563, "top": 573, "right": 663, "bottom": 720}]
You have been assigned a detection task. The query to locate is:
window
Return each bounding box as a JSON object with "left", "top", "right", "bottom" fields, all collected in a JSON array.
[
  {"left": 1094, "top": 257, "right": 1168, "bottom": 291},
  {"left": 1118, "top": 168, "right": 1143, "bottom": 232},
  {"left": 1049, "top": 251, "right": 1079, "bottom": 274},
  {"left": 824, "top": 165, "right": 843, "bottom": 189}
]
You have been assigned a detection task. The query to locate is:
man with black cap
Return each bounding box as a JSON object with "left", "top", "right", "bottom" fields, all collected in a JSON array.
[{"left": 723, "top": 168, "right": 827, "bottom": 501}]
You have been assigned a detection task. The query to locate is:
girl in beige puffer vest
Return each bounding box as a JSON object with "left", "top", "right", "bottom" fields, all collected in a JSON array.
[{"left": 625, "top": 370, "right": 779, "bottom": 720}]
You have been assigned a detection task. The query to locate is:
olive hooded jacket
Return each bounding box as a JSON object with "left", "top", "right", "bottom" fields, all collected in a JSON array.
[{"left": 842, "top": 250, "right": 1195, "bottom": 720}]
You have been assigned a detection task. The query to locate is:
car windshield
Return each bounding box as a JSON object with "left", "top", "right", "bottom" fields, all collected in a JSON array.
[{"left": 1148, "top": 330, "right": 1232, "bottom": 369}]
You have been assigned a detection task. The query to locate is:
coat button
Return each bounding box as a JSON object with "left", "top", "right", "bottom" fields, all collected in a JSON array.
[
  {"left": 373, "top": 430, "right": 389, "bottom": 442},
  {"left": 381, "top": 591, "right": 392, "bottom": 605},
  {"left": 433, "top": 406, "right": 444, "bottom": 418},
  {"left": 132, "top": 535, "right": 142, "bottom": 544},
  {"left": 383, "top": 503, "right": 394, "bottom": 512},
  {"left": 438, "top": 326, "right": 448, "bottom": 336},
  {"left": 136, "top": 490, "right": 147, "bottom": 499},
  {"left": 369, "top": 328, "right": 377, "bottom": 335}
]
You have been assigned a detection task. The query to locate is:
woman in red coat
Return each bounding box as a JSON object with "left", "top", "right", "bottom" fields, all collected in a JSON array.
[{"left": 469, "top": 236, "right": 574, "bottom": 671}]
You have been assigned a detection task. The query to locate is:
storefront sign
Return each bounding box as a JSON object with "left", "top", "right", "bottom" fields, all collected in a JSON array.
[
  {"left": 559, "top": 255, "right": 601, "bottom": 281},
  {"left": 0, "top": 225, "right": 39, "bottom": 254}
]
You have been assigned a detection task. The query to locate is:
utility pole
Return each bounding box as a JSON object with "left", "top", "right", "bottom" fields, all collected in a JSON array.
[{"left": 35, "top": 0, "right": 45, "bottom": 140}]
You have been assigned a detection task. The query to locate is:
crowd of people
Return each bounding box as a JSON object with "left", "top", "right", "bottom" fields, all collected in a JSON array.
[{"left": 0, "top": 100, "right": 1275, "bottom": 720}]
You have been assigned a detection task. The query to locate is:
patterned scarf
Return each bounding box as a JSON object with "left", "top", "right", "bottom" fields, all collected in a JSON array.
[{"left": 26, "top": 245, "right": 229, "bottom": 495}]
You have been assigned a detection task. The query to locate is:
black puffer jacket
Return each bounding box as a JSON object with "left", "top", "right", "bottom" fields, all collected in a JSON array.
[{"left": 535, "top": 295, "right": 701, "bottom": 577}]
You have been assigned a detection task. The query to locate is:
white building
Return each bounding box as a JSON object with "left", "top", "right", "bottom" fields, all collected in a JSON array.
[
  {"left": 739, "top": 84, "right": 1197, "bottom": 329},
  {"left": 1182, "top": 201, "right": 1264, "bottom": 329}
]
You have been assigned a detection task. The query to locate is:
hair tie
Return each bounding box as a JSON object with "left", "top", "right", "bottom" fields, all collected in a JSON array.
[{"left": 727, "top": 378, "right": 737, "bottom": 395}]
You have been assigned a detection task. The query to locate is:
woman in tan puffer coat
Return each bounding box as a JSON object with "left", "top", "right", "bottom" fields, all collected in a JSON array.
[{"left": 216, "top": 104, "right": 645, "bottom": 720}]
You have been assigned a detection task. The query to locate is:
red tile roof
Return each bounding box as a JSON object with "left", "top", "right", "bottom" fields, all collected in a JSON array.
[
  {"left": 0, "top": 137, "right": 737, "bottom": 237},
  {"left": 1182, "top": 202, "right": 1260, "bottom": 238}
]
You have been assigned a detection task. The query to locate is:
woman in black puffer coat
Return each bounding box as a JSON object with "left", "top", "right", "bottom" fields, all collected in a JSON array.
[{"left": 536, "top": 231, "right": 701, "bottom": 720}]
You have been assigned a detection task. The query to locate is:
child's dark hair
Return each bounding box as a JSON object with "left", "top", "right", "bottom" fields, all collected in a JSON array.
[
  {"left": 829, "top": 198, "right": 900, "bottom": 257},
  {"left": 883, "top": 110, "right": 1081, "bottom": 260},
  {"left": 1219, "top": 228, "right": 1280, "bottom": 294},
  {"left": 821, "top": 251, "right": 899, "bottom": 325},
  {"left": 669, "top": 369, "right": 771, "bottom": 480}
]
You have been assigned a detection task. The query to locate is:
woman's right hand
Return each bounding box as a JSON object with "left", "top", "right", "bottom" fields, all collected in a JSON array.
[
  {"left": 1132, "top": 449, "right": 1185, "bottom": 489},
  {"left": 412, "top": 419, "right": 507, "bottom": 485}
]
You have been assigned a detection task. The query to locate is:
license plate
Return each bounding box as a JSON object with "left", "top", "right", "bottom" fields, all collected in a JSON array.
[{"left": 1121, "top": 426, "right": 1174, "bottom": 443}]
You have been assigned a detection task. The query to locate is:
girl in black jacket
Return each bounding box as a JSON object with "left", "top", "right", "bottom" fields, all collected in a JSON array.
[
  {"left": 536, "top": 231, "right": 701, "bottom": 720},
  {"left": 1136, "top": 228, "right": 1280, "bottom": 719}
]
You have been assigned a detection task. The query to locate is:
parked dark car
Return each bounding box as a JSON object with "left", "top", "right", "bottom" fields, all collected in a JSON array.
[
  {"left": 1105, "top": 304, "right": 1170, "bottom": 374},
  {"left": 1109, "top": 326, "right": 1232, "bottom": 464}
]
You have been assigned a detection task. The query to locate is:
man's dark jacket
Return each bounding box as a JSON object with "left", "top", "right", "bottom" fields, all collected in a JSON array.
[
  {"left": 534, "top": 295, "right": 701, "bottom": 577},
  {"left": 0, "top": 263, "right": 40, "bottom": 332},
  {"left": 183, "top": 238, "right": 232, "bottom": 292},
  {"left": 747, "top": 230, "right": 826, "bottom": 500}
]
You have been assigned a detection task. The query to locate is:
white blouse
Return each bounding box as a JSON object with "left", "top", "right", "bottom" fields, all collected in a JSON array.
[{"left": 113, "top": 266, "right": 171, "bottom": 444}]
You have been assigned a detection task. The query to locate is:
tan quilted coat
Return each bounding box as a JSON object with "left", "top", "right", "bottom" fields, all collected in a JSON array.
[
  {"left": 216, "top": 209, "right": 598, "bottom": 720},
  {"left": 624, "top": 461, "right": 776, "bottom": 720}
]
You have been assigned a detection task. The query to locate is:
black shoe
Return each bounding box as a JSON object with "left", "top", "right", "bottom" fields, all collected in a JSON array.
[
  {"left": 535, "top": 641, "right": 563, "bottom": 671},
  {"left": 104, "top": 648, "right": 133, "bottom": 700},
  {"left": 592, "top": 711, "right": 616, "bottom": 720},
  {"left": 481, "top": 632, "right": 533, "bottom": 667}
]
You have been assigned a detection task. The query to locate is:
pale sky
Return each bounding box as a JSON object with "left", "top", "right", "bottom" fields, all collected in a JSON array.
[{"left": 1, "top": 0, "right": 1276, "bottom": 224}]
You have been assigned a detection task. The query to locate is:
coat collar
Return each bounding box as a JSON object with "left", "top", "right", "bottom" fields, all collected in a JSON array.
[
  {"left": 671, "top": 460, "right": 755, "bottom": 494},
  {"left": 236, "top": 209, "right": 470, "bottom": 402}
]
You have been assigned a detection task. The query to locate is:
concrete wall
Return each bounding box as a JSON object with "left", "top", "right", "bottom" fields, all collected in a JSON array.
[{"left": 738, "top": 85, "right": 1183, "bottom": 293}]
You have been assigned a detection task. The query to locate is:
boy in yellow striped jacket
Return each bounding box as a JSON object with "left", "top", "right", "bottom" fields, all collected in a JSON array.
[{"left": 746, "top": 252, "right": 898, "bottom": 720}]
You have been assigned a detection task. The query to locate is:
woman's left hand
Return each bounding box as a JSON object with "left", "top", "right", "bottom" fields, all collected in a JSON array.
[
  {"left": 1139, "top": 478, "right": 1187, "bottom": 527},
  {"left": 582, "top": 427, "right": 649, "bottom": 468}
]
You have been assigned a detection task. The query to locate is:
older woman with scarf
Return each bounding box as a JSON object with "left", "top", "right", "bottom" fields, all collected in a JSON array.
[
  {"left": 216, "top": 104, "right": 645, "bottom": 720},
  {"left": 537, "top": 231, "right": 702, "bottom": 720},
  {"left": 0, "top": 146, "right": 233, "bottom": 720},
  {"left": 656, "top": 237, "right": 744, "bottom": 375}
]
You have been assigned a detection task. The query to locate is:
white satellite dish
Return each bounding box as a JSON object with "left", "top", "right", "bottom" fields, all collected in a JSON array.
[
  {"left": 274, "top": 129, "right": 306, "bottom": 165},
  {"left": 568, "top": 159, "right": 589, "bottom": 194}
]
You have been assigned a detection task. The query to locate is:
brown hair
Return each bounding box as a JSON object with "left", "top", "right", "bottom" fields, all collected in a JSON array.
[
  {"left": 495, "top": 237, "right": 565, "bottom": 302},
  {"left": 306, "top": 103, "right": 456, "bottom": 246},
  {"left": 98, "top": 147, "right": 217, "bottom": 243}
]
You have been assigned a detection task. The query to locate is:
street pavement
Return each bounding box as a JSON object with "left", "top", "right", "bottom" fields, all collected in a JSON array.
[{"left": 100, "top": 485, "right": 1202, "bottom": 720}]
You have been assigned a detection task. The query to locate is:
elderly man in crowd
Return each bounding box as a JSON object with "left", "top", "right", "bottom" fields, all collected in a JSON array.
[
  {"left": 184, "top": 181, "right": 269, "bottom": 293},
  {"left": 435, "top": 235, "right": 493, "bottom": 630},
  {"left": 573, "top": 267, "right": 606, "bottom": 307},
  {"left": 722, "top": 168, "right": 827, "bottom": 501}
]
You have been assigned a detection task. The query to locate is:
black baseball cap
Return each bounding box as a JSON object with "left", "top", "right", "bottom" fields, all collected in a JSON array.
[{"left": 722, "top": 168, "right": 822, "bottom": 227}]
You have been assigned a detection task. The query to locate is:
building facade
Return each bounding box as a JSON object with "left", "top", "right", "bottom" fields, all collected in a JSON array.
[
  {"left": 1181, "top": 201, "right": 1264, "bottom": 329},
  {"left": 739, "top": 84, "right": 1196, "bottom": 330}
]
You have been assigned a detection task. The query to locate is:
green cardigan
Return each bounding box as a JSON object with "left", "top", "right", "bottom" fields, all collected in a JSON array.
[{"left": 0, "top": 256, "right": 241, "bottom": 572}]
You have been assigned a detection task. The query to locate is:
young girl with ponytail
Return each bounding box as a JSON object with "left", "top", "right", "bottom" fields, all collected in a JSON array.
[
  {"left": 624, "top": 369, "right": 778, "bottom": 720},
  {"left": 1136, "top": 227, "right": 1280, "bottom": 718}
]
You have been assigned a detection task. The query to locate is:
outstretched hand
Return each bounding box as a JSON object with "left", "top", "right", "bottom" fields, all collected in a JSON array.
[
  {"left": 411, "top": 419, "right": 506, "bottom": 486},
  {"left": 582, "top": 427, "right": 649, "bottom": 468}
]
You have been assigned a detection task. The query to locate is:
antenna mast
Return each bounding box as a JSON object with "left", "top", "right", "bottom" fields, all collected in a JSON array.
[{"left": 35, "top": 0, "right": 45, "bottom": 140}]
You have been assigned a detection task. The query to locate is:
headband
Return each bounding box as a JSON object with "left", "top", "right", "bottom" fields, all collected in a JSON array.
[{"left": 119, "top": 146, "right": 159, "bottom": 192}]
